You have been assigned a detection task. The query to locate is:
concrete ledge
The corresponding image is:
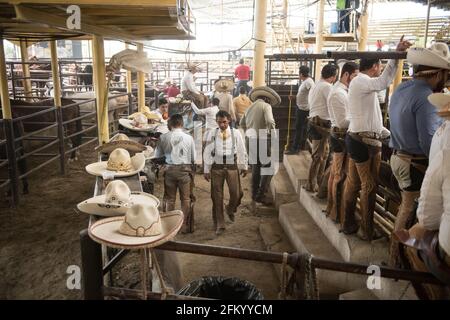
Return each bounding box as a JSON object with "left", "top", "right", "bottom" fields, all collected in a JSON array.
[
  {"left": 299, "top": 188, "right": 389, "bottom": 264},
  {"left": 279, "top": 202, "right": 367, "bottom": 294},
  {"left": 269, "top": 164, "right": 298, "bottom": 211},
  {"left": 282, "top": 152, "right": 311, "bottom": 193}
]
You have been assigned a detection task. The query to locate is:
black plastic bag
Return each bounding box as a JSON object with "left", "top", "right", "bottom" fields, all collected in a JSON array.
[{"left": 177, "top": 276, "right": 263, "bottom": 300}]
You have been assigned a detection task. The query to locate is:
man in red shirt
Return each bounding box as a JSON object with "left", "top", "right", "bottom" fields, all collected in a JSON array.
[
  {"left": 234, "top": 59, "right": 251, "bottom": 96},
  {"left": 166, "top": 82, "right": 180, "bottom": 98}
]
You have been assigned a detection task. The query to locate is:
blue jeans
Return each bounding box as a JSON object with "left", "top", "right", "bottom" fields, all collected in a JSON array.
[{"left": 235, "top": 80, "right": 251, "bottom": 97}]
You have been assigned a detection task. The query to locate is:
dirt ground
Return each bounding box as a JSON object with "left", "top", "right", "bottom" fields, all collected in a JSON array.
[{"left": 0, "top": 144, "right": 280, "bottom": 299}]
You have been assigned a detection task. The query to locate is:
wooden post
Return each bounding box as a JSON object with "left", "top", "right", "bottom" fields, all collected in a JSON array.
[
  {"left": 314, "top": 0, "right": 325, "bottom": 80},
  {"left": 253, "top": 0, "right": 268, "bottom": 87},
  {"left": 137, "top": 43, "right": 145, "bottom": 112},
  {"left": 92, "top": 35, "right": 109, "bottom": 145},
  {"left": 80, "top": 229, "right": 103, "bottom": 300},
  {"left": 19, "top": 39, "right": 32, "bottom": 101},
  {"left": 1, "top": 38, "right": 19, "bottom": 206},
  {"left": 424, "top": 0, "right": 431, "bottom": 47},
  {"left": 358, "top": 0, "right": 370, "bottom": 51},
  {"left": 125, "top": 43, "right": 133, "bottom": 94},
  {"left": 391, "top": 59, "right": 404, "bottom": 93},
  {"left": 50, "top": 40, "right": 65, "bottom": 175}
]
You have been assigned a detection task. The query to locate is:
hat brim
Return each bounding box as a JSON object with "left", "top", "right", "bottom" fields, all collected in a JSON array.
[
  {"left": 88, "top": 210, "right": 183, "bottom": 249},
  {"left": 119, "top": 118, "right": 161, "bottom": 132},
  {"left": 214, "top": 80, "right": 234, "bottom": 92},
  {"left": 407, "top": 48, "right": 450, "bottom": 70},
  {"left": 85, "top": 153, "right": 145, "bottom": 177},
  {"left": 77, "top": 192, "right": 160, "bottom": 216},
  {"left": 249, "top": 86, "right": 281, "bottom": 106},
  {"left": 95, "top": 140, "right": 146, "bottom": 154}
]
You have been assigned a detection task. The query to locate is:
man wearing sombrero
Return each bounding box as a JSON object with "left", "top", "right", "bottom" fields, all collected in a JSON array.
[
  {"left": 393, "top": 93, "right": 450, "bottom": 299},
  {"left": 213, "top": 79, "right": 237, "bottom": 125},
  {"left": 240, "top": 86, "right": 279, "bottom": 204},
  {"left": 388, "top": 43, "right": 449, "bottom": 267},
  {"left": 181, "top": 63, "right": 208, "bottom": 108}
]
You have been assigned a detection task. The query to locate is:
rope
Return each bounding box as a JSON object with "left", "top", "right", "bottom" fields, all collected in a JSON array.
[
  {"left": 150, "top": 249, "right": 171, "bottom": 300},
  {"left": 284, "top": 85, "right": 293, "bottom": 152},
  {"left": 278, "top": 252, "right": 289, "bottom": 300}
]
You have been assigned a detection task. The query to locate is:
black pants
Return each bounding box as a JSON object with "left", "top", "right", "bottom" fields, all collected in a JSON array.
[
  {"left": 249, "top": 137, "right": 273, "bottom": 201},
  {"left": 290, "top": 108, "right": 309, "bottom": 152}
]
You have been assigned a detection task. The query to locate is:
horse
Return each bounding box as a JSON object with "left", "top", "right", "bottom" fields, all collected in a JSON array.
[
  {"left": 2, "top": 98, "right": 83, "bottom": 161},
  {"left": 78, "top": 64, "right": 93, "bottom": 91}
]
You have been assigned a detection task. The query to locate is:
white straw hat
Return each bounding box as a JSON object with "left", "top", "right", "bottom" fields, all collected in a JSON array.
[
  {"left": 407, "top": 42, "right": 450, "bottom": 71},
  {"left": 214, "top": 79, "right": 234, "bottom": 92},
  {"left": 85, "top": 148, "right": 145, "bottom": 177},
  {"left": 428, "top": 93, "right": 450, "bottom": 119},
  {"left": 88, "top": 204, "right": 183, "bottom": 249},
  {"left": 77, "top": 180, "right": 160, "bottom": 216}
]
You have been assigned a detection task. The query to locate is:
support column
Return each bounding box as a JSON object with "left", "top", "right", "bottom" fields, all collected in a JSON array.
[
  {"left": 50, "top": 40, "right": 65, "bottom": 174},
  {"left": 314, "top": 0, "right": 325, "bottom": 80},
  {"left": 253, "top": 0, "right": 268, "bottom": 87},
  {"left": 392, "top": 59, "right": 404, "bottom": 93},
  {"left": 424, "top": 0, "right": 431, "bottom": 47},
  {"left": 0, "top": 39, "right": 12, "bottom": 120},
  {"left": 19, "top": 39, "right": 32, "bottom": 101},
  {"left": 92, "top": 35, "right": 109, "bottom": 145},
  {"left": 358, "top": 0, "right": 370, "bottom": 51},
  {"left": 137, "top": 43, "right": 145, "bottom": 112},
  {"left": 125, "top": 44, "right": 133, "bottom": 94}
]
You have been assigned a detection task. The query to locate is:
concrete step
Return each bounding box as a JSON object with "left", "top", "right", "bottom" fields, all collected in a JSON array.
[
  {"left": 279, "top": 202, "right": 366, "bottom": 294},
  {"left": 339, "top": 288, "right": 379, "bottom": 300},
  {"left": 269, "top": 164, "right": 297, "bottom": 211},
  {"left": 282, "top": 152, "right": 311, "bottom": 193}
]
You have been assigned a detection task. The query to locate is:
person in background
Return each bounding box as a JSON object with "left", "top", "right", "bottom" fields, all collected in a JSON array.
[
  {"left": 233, "top": 86, "right": 252, "bottom": 127},
  {"left": 166, "top": 81, "right": 180, "bottom": 98},
  {"left": 181, "top": 63, "right": 208, "bottom": 108},
  {"left": 191, "top": 98, "right": 220, "bottom": 133},
  {"left": 286, "top": 65, "right": 315, "bottom": 154},
  {"left": 153, "top": 97, "right": 169, "bottom": 121},
  {"left": 234, "top": 58, "right": 251, "bottom": 96},
  {"left": 213, "top": 79, "right": 237, "bottom": 126}
]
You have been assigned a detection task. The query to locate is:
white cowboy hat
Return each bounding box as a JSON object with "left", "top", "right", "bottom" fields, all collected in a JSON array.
[
  {"left": 407, "top": 42, "right": 450, "bottom": 71},
  {"left": 129, "top": 108, "right": 161, "bottom": 120},
  {"left": 186, "top": 63, "right": 202, "bottom": 73},
  {"left": 119, "top": 118, "right": 160, "bottom": 133},
  {"left": 214, "top": 79, "right": 234, "bottom": 93},
  {"left": 428, "top": 93, "right": 450, "bottom": 119},
  {"left": 95, "top": 133, "right": 146, "bottom": 155},
  {"left": 88, "top": 203, "right": 183, "bottom": 249},
  {"left": 86, "top": 148, "right": 145, "bottom": 177},
  {"left": 249, "top": 86, "right": 281, "bottom": 106},
  {"left": 77, "top": 180, "right": 160, "bottom": 216}
]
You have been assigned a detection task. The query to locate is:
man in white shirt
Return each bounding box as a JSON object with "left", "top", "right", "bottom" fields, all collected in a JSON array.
[
  {"left": 341, "top": 37, "right": 412, "bottom": 240},
  {"left": 213, "top": 79, "right": 237, "bottom": 125},
  {"left": 153, "top": 97, "right": 169, "bottom": 121},
  {"left": 325, "top": 62, "right": 359, "bottom": 223},
  {"left": 155, "top": 114, "right": 196, "bottom": 233},
  {"left": 286, "top": 65, "right": 315, "bottom": 154},
  {"left": 181, "top": 63, "right": 208, "bottom": 108},
  {"left": 191, "top": 98, "right": 219, "bottom": 132},
  {"left": 304, "top": 64, "right": 338, "bottom": 193},
  {"left": 204, "top": 110, "right": 248, "bottom": 236},
  {"left": 429, "top": 93, "right": 450, "bottom": 162}
]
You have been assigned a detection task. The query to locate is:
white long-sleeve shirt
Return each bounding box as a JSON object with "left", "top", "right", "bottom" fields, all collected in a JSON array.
[
  {"left": 155, "top": 128, "right": 196, "bottom": 165},
  {"left": 191, "top": 102, "right": 219, "bottom": 131},
  {"left": 308, "top": 79, "right": 332, "bottom": 120},
  {"left": 416, "top": 149, "right": 450, "bottom": 256},
  {"left": 348, "top": 59, "right": 398, "bottom": 136},
  {"left": 181, "top": 71, "right": 199, "bottom": 94},
  {"left": 429, "top": 120, "right": 450, "bottom": 162},
  {"left": 327, "top": 81, "right": 349, "bottom": 129},
  {"left": 214, "top": 91, "right": 236, "bottom": 121},
  {"left": 296, "top": 77, "right": 315, "bottom": 111},
  {"left": 203, "top": 127, "right": 248, "bottom": 173}
]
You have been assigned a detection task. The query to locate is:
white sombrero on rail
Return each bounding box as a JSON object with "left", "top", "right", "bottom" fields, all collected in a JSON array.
[
  {"left": 407, "top": 42, "right": 450, "bottom": 72},
  {"left": 428, "top": 93, "right": 450, "bottom": 119},
  {"left": 249, "top": 86, "right": 281, "bottom": 106},
  {"left": 77, "top": 180, "right": 160, "bottom": 216},
  {"left": 95, "top": 133, "right": 146, "bottom": 155},
  {"left": 88, "top": 203, "right": 183, "bottom": 249},
  {"left": 86, "top": 148, "right": 145, "bottom": 177}
]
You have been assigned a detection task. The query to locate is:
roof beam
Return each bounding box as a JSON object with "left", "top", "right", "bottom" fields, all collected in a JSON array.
[{"left": 7, "top": 0, "right": 177, "bottom": 7}]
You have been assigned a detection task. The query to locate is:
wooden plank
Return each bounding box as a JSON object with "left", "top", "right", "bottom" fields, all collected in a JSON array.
[{"left": 7, "top": 0, "right": 177, "bottom": 7}]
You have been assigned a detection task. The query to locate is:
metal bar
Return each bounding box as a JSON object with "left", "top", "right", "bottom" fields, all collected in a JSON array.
[
  {"left": 4, "top": 120, "right": 19, "bottom": 206},
  {"left": 424, "top": 0, "right": 432, "bottom": 47},
  {"left": 22, "top": 136, "right": 57, "bottom": 141},
  {"left": 31, "top": 153, "right": 58, "bottom": 157},
  {"left": 56, "top": 108, "right": 66, "bottom": 175},
  {"left": 19, "top": 155, "right": 60, "bottom": 180},
  {"left": 17, "top": 139, "right": 59, "bottom": 161},
  {"left": 64, "top": 137, "right": 98, "bottom": 155},
  {"left": 266, "top": 51, "right": 407, "bottom": 61},
  {"left": 102, "top": 286, "right": 212, "bottom": 301},
  {"left": 102, "top": 249, "right": 129, "bottom": 276},
  {"left": 12, "top": 107, "right": 57, "bottom": 122},
  {"left": 15, "top": 123, "right": 58, "bottom": 142},
  {"left": 80, "top": 229, "right": 104, "bottom": 300},
  {"left": 64, "top": 124, "right": 97, "bottom": 140},
  {"left": 0, "top": 179, "right": 10, "bottom": 190},
  {"left": 62, "top": 111, "right": 96, "bottom": 125}
]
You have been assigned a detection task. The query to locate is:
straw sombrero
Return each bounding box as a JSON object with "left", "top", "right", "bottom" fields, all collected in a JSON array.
[
  {"left": 128, "top": 108, "right": 161, "bottom": 121},
  {"left": 95, "top": 133, "right": 146, "bottom": 155},
  {"left": 88, "top": 203, "right": 183, "bottom": 249},
  {"left": 86, "top": 148, "right": 145, "bottom": 177},
  {"left": 77, "top": 180, "right": 160, "bottom": 216},
  {"left": 428, "top": 93, "right": 450, "bottom": 119},
  {"left": 249, "top": 86, "right": 281, "bottom": 106},
  {"left": 186, "top": 63, "right": 202, "bottom": 73},
  {"left": 407, "top": 43, "right": 450, "bottom": 73},
  {"left": 119, "top": 117, "right": 161, "bottom": 133},
  {"left": 214, "top": 79, "right": 234, "bottom": 92}
]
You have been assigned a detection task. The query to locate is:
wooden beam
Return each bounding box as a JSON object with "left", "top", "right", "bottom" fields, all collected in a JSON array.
[
  {"left": 253, "top": 0, "right": 267, "bottom": 87},
  {"left": 8, "top": 0, "right": 177, "bottom": 6},
  {"left": 125, "top": 43, "right": 132, "bottom": 95},
  {"left": 137, "top": 43, "right": 145, "bottom": 113},
  {"left": 85, "top": 17, "right": 178, "bottom": 26},
  {"left": 14, "top": 4, "right": 142, "bottom": 44},
  {"left": 49, "top": 40, "right": 61, "bottom": 107},
  {"left": 19, "top": 39, "right": 32, "bottom": 101},
  {"left": 315, "top": 0, "right": 325, "bottom": 80},
  {"left": 0, "top": 38, "right": 12, "bottom": 119},
  {"left": 76, "top": 7, "right": 174, "bottom": 17}
]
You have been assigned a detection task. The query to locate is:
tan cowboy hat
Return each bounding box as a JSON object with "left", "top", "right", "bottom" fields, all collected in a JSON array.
[
  {"left": 214, "top": 79, "right": 234, "bottom": 93},
  {"left": 85, "top": 148, "right": 145, "bottom": 177},
  {"left": 119, "top": 117, "right": 161, "bottom": 133},
  {"left": 129, "top": 107, "right": 161, "bottom": 120},
  {"left": 88, "top": 203, "right": 183, "bottom": 249},
  {"left": 95, "top": 133, "right": 146, "bottom": 155},
  {"left": 428, "top": 93, "right": 450, "bottom": 119},
  {"left": 407, "top": 42, "right": 450, "bottom": 71},
  {"left": 249, "top": 86, "right": 281, "bottom": 106},
  {"left": 186, "top": 62, "right": 202, "bottom": 73},
  {"left": 77, "top": 180, "right": 160, "bottom": 217}
]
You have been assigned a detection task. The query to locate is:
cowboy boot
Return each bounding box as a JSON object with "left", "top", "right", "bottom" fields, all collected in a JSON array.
[
  {"left": 355, "top": 159, "right": 377, "bottom": 241},
  {"left": 388, "top": 190, "right": 420, "bottom": 267}
]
